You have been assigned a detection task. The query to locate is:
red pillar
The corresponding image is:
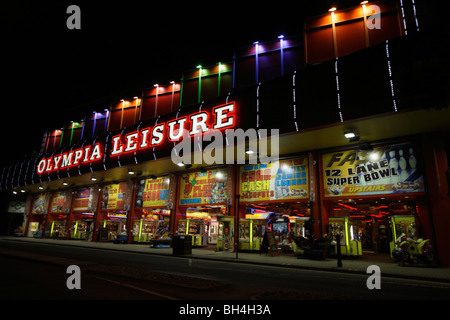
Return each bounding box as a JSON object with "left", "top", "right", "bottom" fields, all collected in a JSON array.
[{"left": 421, "top": 133, "right": 450, "bottom": 267}]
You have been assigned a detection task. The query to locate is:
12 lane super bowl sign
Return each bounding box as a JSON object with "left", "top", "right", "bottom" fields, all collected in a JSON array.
[
  {"left": 36, "top": 102, "right": 236, "bottom": 175},
  {"left": 322, "top": 143, "right": 424, "bottom": 197}
]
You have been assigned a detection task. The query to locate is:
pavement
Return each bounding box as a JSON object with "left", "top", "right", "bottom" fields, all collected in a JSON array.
[{"left": 2, "top": 236, "right": 450, "bottom": 284}]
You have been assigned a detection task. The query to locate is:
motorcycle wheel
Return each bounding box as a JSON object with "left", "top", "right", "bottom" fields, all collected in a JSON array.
[{"left": 399, "top": 250, "right": 410, "bottom": 262}]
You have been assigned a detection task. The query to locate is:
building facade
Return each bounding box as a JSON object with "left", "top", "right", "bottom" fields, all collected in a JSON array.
[{"left": 1, "top": 0, "right": 449, "bottom": 266}]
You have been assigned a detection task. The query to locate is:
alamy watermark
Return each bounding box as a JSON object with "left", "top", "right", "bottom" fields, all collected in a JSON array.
[{"left": 170, "top": 128, "right": 280, "bottom": 166}]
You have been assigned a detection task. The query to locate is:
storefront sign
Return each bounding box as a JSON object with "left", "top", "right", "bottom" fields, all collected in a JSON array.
[
  {"left": 179, "top": 168, "right": 228, "bottom": 205},
  {"left": 73, "top": 188, "right": 94, "bottom": 211},
  {"left": 322, "top": 143, "right": 424, "bottom": 197},
  {"left": 135, "top": 176, "right": 170, "bottom": 208},
  {"left": 36, "top": 102, "right": 236, "bottom": 175},
  {"left": 240, "top": 157, "right": 309, "bottom": 202},
  {"left": 36, "top": 143, "right": 103, "bottom": 174},
  {"left": 50, "top": 191, "right": 67, "bottom": 213},
  {"left": 101, "top": 182, "right": 127, "bottom": 210}
]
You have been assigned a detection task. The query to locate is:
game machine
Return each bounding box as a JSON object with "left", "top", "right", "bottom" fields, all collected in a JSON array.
[
  {"left": 292, "top": 217, "right": 311, "bottom": 254},
  {"left": 99, "top": 211, "right": 127, "bottom": 241},
  {"left": 28, "top": 222, "right": 40, "bottom": 237},
  {"left": 208, "top": 216, "right": 219, "bottom": 244},
  {"left": 329, "top": 217, "right": 362, "bottom": 256},
  {"left": 188, "top": 219, "right": 207, "bottom": 246},
  {"left": 238, "top": 218, "right": 267, "bottom": 251},
  {"left": 389, "top": 215, "right": 415, "bottom": 257},
  {"left": 49, "top": 217, "right": 68, "bottom": 238},
  {"left": 70, "top": 212, "right": 94, "bottom": 240},
  {"left": 132, "top": 209, "right": 170, "bottom": 243},
  {"left": 271, "top": 215, "right": 290, "bottom": 250},
  {"left": 217, "top": 216, "right": 234, "bottom": 252},
  {"left": 176, "top": 218, "right": 207, "bottom": 247}
]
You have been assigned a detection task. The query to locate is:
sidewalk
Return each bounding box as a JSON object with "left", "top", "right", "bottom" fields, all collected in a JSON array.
[{"left": 2, "top": 236, "right": 450, "bottom": 284}]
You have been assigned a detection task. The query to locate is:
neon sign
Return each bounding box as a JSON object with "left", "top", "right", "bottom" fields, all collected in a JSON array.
[
  {"left": 36, "top": 102, "right": 236, "bottom": 175},
  {"left": 37, "top": 143, "right": 103, "bottom": 174},
  {"left": 109, "top": 102, "right": 236, "bottom": 157}
]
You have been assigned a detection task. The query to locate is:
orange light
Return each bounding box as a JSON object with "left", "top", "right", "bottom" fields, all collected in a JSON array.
[{"left": 329, "top": 7, "right": 336, "bottom": 12}]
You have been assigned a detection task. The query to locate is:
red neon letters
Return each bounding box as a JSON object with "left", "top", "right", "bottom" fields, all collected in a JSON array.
[
  {"left": 36, "top": 102, "right": 236, "bottom": 175},
  {"left": 109, "top": 101, "right": 236, "bottom": 157},
  {"left": 36, "top": 143, "right": 103, "bottom": 174}
]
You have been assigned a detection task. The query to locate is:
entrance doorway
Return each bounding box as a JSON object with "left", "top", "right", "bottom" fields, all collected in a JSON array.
[{"left": 329, "top": 196, "right": 426, "bottom": 259}]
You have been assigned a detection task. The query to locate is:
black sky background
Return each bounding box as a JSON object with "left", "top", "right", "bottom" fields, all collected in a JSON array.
[{"left": 1, "top": 0, "right": 371, "bottom": 167}]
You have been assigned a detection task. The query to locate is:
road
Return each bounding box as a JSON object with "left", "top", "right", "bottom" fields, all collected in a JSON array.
[{"left": 1, "top": 239, "right": 449, "bottom": 304}]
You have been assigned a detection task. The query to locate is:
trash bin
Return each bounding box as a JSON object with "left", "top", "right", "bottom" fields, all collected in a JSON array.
[{"left": 172, "top": 235, "right": 192, "bottom": 255}]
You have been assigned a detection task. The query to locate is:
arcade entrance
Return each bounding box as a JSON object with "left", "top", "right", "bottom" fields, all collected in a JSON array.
[{"left": 328, "top": 196, "right": 429, "bottom": 259}]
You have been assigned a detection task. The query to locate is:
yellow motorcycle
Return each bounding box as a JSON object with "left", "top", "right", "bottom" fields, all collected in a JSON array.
[{"left": 392, "top": 233, "right": 434, "bottom": 264}]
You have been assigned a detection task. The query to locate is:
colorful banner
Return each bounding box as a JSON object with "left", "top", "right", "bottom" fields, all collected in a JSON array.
[
  {"left": 101, "top": 182, "right": 127, "bottom": 210},
  {"left": 135, "top": 177, "right": 170, "bottom": 208},
  {"left": 322, "top": 143, "right": 424, "bottom": 197},
  {"left": 73, "top": 188, "right": 94, "bottom": 211},
  {"left": 50, "top": 191, "right": 67, "bottom": 213},
  {"left": 240, "top": 157, "right": 309, "bottom": 202},
  {"left": 32, "top": 193, "right": 46, "bottom": 214},
  {"left": 179, "top": 168, "right": 228, "bottom": 205}
]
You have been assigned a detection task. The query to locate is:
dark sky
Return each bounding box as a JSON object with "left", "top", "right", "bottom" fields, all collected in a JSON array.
[{"left": 2, "top": 0, "right": 363, "bottom": 166}]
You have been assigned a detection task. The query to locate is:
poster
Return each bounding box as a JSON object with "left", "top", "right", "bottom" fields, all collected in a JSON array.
[
  {"left": 322, "top": 142, "right": 424, "bottom": 197},
  {"left": 101, "top": 182, "right": 127, "bottom": 210},
  {"left": 50, "top": 191, "right": 67, "bottom": 213},
  {"left": 240, "top": 157, "right": 309, "bottom": 202},
  {"left": 179, "top": 168, "right": 228, "bottom": 205},
  {"left": 31, "top": 193, "right": 46, "bottom": 214},
  {"left": 135, "top": 176, "right": 170, "bottom": 208},
  {"left": 73, "top": 188, "right": 94, "bottom": 211}
]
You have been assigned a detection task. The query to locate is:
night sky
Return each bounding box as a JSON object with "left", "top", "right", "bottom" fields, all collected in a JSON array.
[{"left": 1, "top": 0, "right": 370, "bottom": 167}]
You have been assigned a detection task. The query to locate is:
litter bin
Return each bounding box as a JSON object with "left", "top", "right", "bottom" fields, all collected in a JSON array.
[{"left": 172, "top": 235, "right": 192, "bottom": 255}]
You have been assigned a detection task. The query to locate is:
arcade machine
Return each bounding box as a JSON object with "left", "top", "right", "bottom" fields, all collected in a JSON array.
[
  {"left": 217, "top": 216, "right": 234, "bottom": 252},
  {"left": 329, "top": 217, "right": 362, "bottom": 256},
  {"left": 132, "top": 209, "right": 170, "bottom": 243},
  {"left": 70, "top": 213, "right": 94, "bottom": 240},
  {"left": 99, "top": 211, "right": 127, "bottom": 241},
  {"left": 208, "top": 216, "right": 219, "bottom": 244},
  {"left": 389, "top": 215, "right": 415, "bottom": 257},
  {"left": 238, "top": 219, "right": 267, "bottom": 251},
  {"left": 292, "top": 217, "right": 310, "bottom": 254},
  {"left": 49, "top": 219, "right": 68, "bottom": 238},
  {"left": 177, "top": 219, "right": 207, "bottom": 246}
]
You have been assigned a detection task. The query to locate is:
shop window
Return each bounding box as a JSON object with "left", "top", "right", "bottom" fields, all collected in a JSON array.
[
  {"left": 329, "top": 199, "right": 421, "bottom": 255},
  {"left": 241, "top": 202, "right": 311, "bottom": 253},
  {"left": 176, "top": 206, "right": 228, "bottom": 247}
]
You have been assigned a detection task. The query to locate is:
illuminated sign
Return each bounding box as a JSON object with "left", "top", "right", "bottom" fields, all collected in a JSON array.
[
  {"left": 179, "top": 168, "right": 228, "bottom": 205},
  {"left": 135, "top": 176, "right": 170, "bottom": 208},
  {"left": 36, "top": 143, "right": 103, "bottom": 174},
  {"left": 322, "top": 143, "right": 424, "bottom": 197},
  {"left": 36, "top": 102, "right": 236, "bottom": 175},
  {"left": 240, "top": 157, "right": 309, "bottom": 202},
  {"left": 109, "top": 102, "right": 236, "bottom": 157}
]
